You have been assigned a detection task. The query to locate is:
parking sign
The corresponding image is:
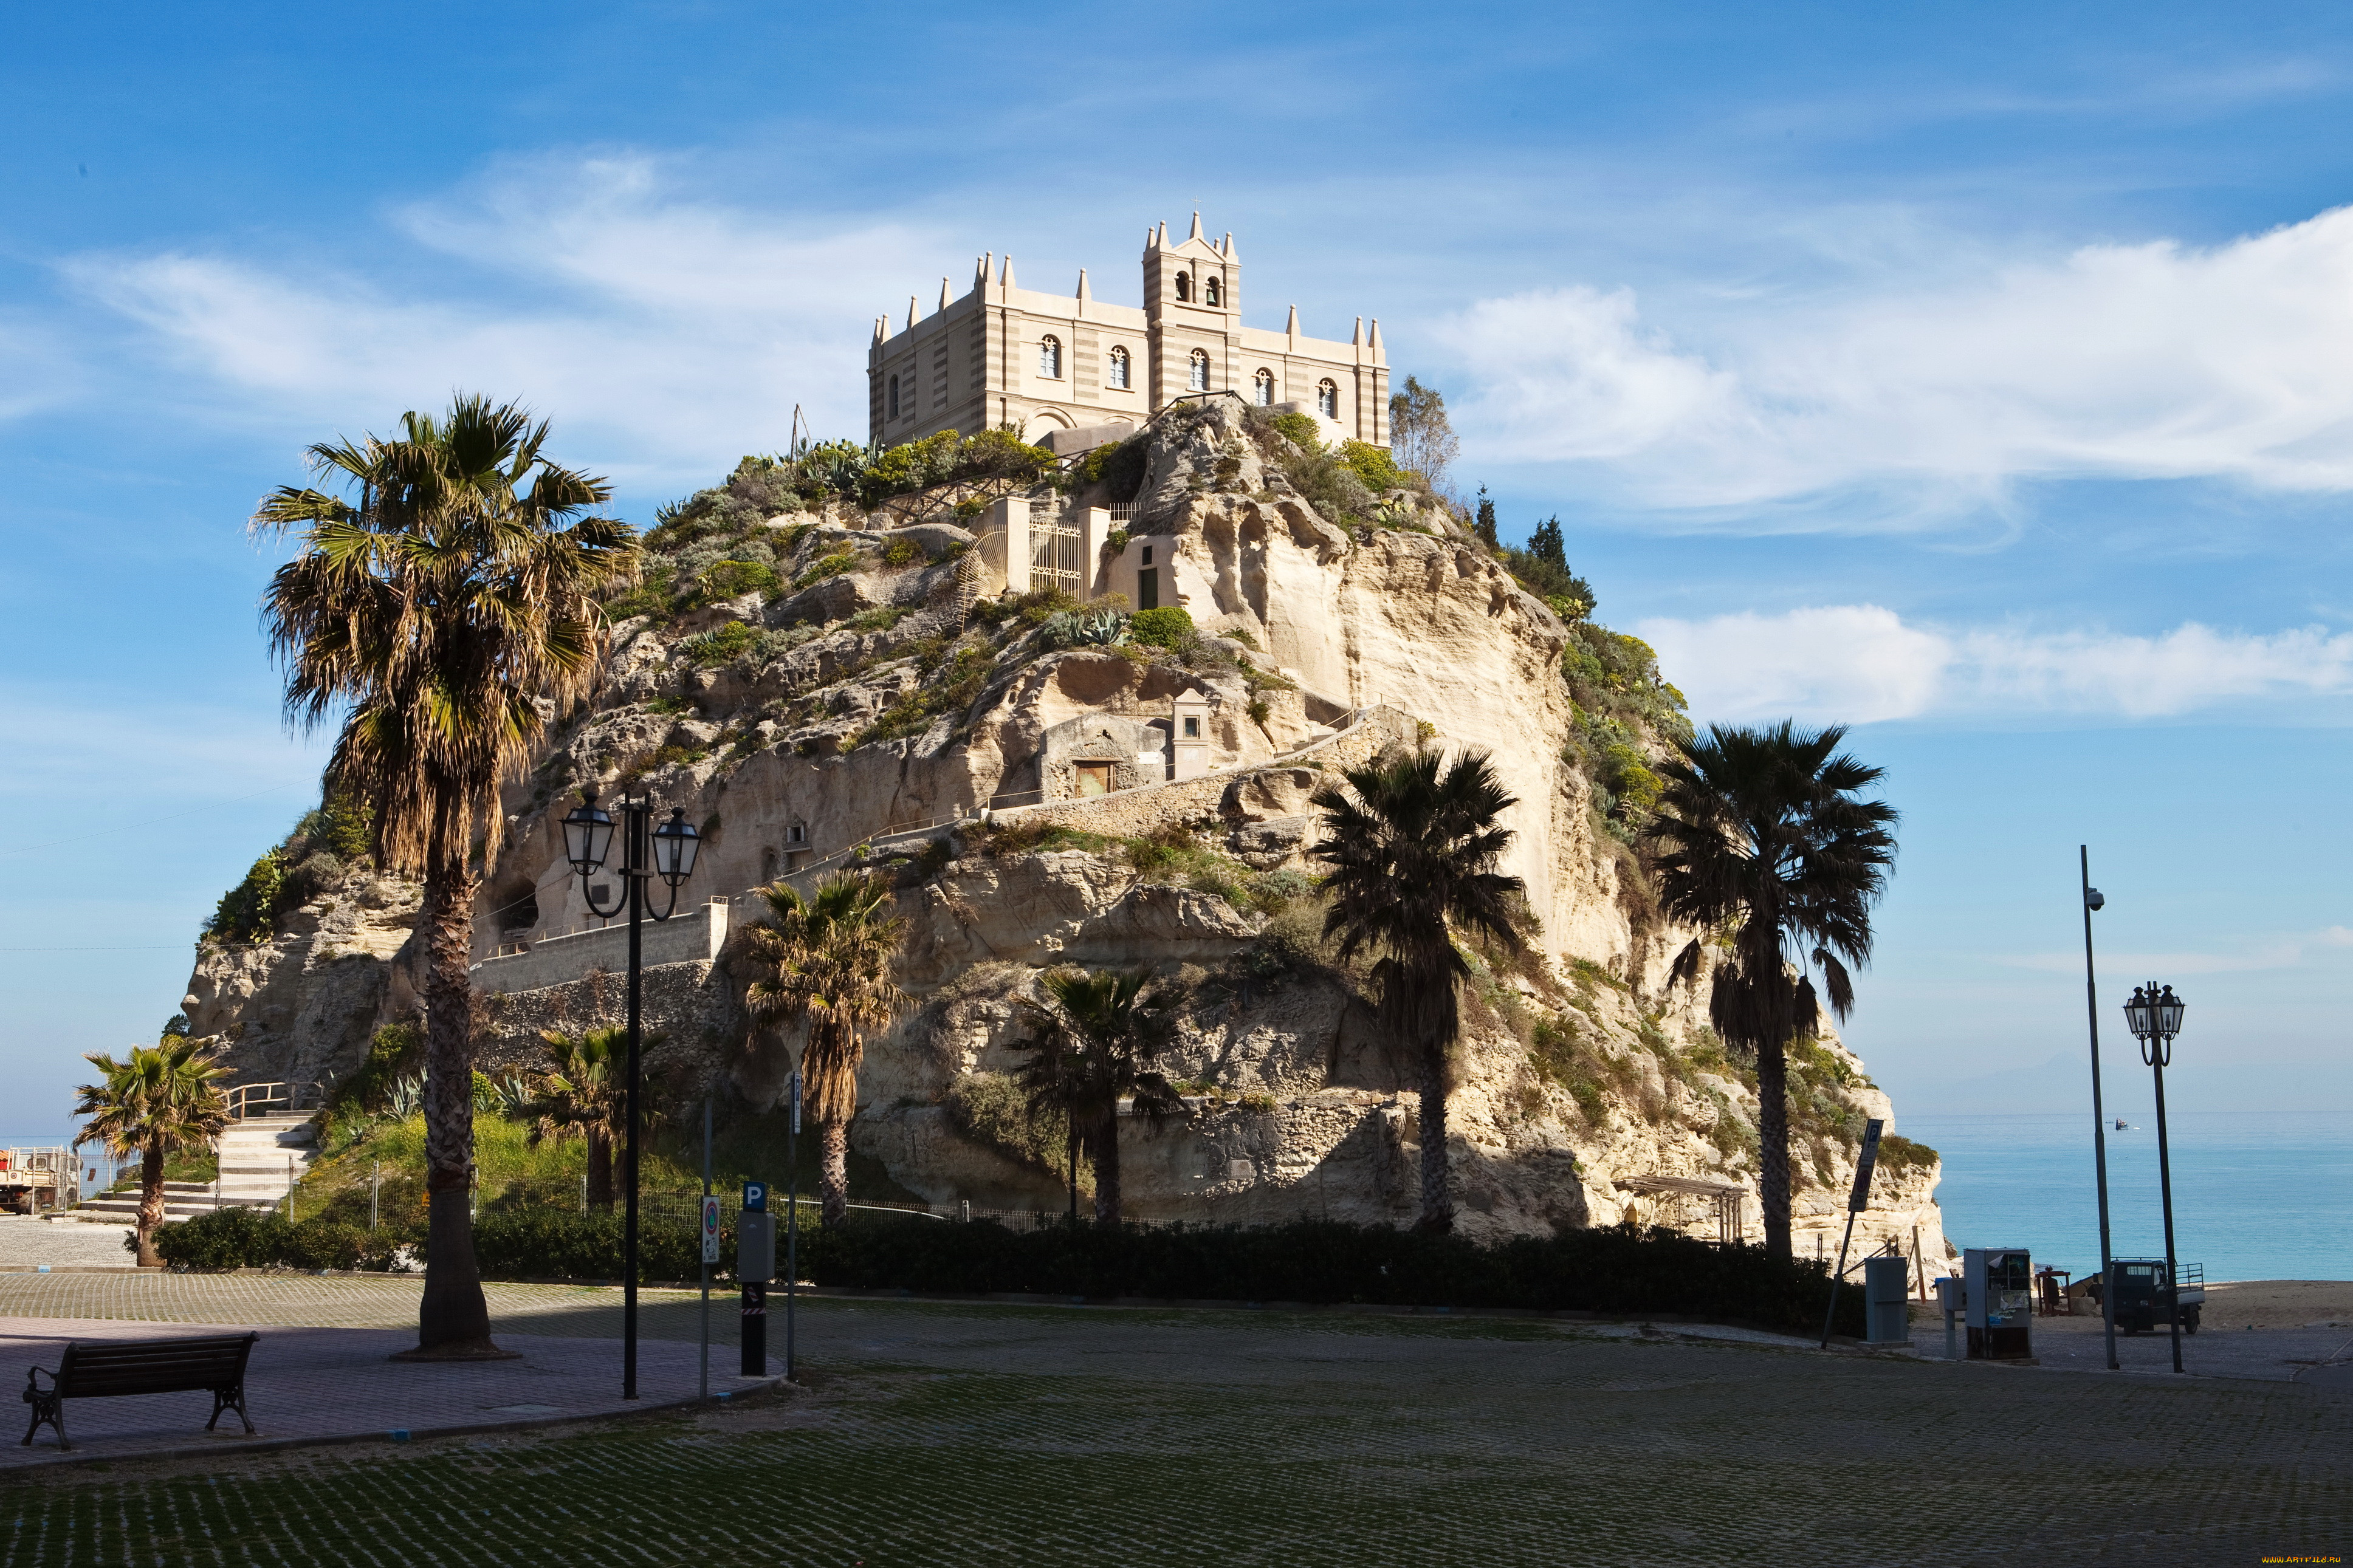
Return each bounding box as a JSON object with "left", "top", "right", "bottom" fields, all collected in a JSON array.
[{"left": 701, "top": 1194, "right": 721, "bottom": 1264}]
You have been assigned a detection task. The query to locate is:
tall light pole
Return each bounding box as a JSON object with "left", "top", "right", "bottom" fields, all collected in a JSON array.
[
  {"left": 2122, "top": 981, "right": 2188, "bottom": 1375},
  {"left": 2079, "top": 849, "right": 2119, "bottom": 1371},
  {"left": 561, "top": 788, "right": 701, "bottom": 1400}
]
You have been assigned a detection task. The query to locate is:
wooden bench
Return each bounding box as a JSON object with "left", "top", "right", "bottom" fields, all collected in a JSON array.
[{"left": 21, "top": 1332, "right": 258, "bottom": 1450}]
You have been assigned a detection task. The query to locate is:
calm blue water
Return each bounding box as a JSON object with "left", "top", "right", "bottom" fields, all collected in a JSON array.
[{"left": 1907, "top": 1112, "right": 2353, "bottom": 1284}]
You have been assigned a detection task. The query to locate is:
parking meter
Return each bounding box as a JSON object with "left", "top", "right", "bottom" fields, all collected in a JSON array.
[{"left": 739, "top": 1182, "right": 773, "bottom": 1375}]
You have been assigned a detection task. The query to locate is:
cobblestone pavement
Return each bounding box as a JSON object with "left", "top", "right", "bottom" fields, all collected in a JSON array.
[
  {"left": 0, "top": 1217, "right": 136, "bottom": 1269},
  {"left": 0, "top": 1318, "right": 777, "bottom": 1470},
  {"left": 3, "top": 1277, "right": 2351, "bottom": 1565}
]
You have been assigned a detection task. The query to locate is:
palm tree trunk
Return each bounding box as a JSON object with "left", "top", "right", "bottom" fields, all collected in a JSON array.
[
  {"left": 819, "top": 1119, "right": 850, "bottom": 1226},
  {"left": 134, "top": 1134, "right": 167, "bottom": 1267},
  {"left": 403, "top": 865, "right": 508, "bottom": 1359},
  {"left": 586, "top": 1128, "right": 613, "bottom": 1210},
  {"left": 1416, "top": 1039, "right": 1453, "bottom": 1234},
  {"left": 1091, "top": 1107, "right": 1121, "bottom": 1225},
  {"left": 1756, "top": 1039, "right": 1793, "bottom": 1262}
]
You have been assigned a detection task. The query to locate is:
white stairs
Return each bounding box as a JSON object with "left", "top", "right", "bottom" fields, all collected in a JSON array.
[{"left": 69, "top": 1112, "right": 320, "bottom": 1222}]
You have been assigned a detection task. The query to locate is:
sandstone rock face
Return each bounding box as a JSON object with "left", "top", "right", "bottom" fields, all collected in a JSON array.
[
  {"left": 182, "top": 872, "right": 426, "bottom": 1097},
  {"left": 178, "top": 403, "right": 1945, "bottom": 1267}
]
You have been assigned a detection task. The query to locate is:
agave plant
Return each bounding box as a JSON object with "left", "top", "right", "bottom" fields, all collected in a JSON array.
[
  {"left": 381, "top": 1072, "right": 426, "bottom": 1123},
  {"left": 1039, "top": 608, "right": 1131, "bottom": 650}
]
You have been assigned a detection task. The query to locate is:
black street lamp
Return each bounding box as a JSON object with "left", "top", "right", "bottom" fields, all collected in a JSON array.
[
  {"left": 562, "top": 788, "right": 701, "bottom": 1399},
  {"left": 2121, "top": 981, "right": 2188, "bottom": 1375}
]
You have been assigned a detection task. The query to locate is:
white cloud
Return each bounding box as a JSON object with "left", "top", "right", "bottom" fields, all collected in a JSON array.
[
  {"left": 1446, "top": 205, "right": 2353, "bottom": 515},
  {"left": 60, "top": 155, "right": 933, "bottom": 484},
  {"left": 1637, "top": 606, "right": 2353, "bottom": 723}
]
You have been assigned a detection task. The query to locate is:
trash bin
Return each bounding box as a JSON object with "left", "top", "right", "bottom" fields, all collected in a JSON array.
[{"left": 1864, "top": 1255, "right": 1911, "bottom": 1344}]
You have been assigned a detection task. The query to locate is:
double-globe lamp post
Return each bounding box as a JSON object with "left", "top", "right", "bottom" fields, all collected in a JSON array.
[
  {"left": 560, "top": 788, "right": 701, "bottom": 1400},
  {"left": 2121, "top": 981, "right": 2188, "bottom": 1375}
]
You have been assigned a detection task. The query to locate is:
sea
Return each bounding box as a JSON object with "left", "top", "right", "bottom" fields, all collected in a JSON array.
[{"left": 1905, "top": 1112, "right": 2353, "bottom": 1285}]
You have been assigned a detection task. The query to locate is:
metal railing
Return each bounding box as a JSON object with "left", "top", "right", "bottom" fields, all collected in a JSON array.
[{"left": 224, "top": 1083, "right": 323, "bottom": 1120}]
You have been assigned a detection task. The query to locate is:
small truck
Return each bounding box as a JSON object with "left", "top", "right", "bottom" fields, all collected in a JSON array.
[
  {"left": 0, "top": 1148, "right": 74, "bottom": 1215},
  {"left": 2090, "top": 1258, "right": 2205, "bottom": 1335}
]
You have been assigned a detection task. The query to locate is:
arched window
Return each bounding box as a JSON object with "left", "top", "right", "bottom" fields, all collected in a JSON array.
[
  {"left": 1252, "top": 368, "right": 1274, "bottom": 406},
  {"left": 1175, "top": 271, "right": 1191, "bottom": 302},
  {"left": 1316, "top": 379, "right": 1338, "bottom": 418},
  {"left": 888, "top": 375, "right": 901, "bottom": 419},
  {"left": 1039, "top": 335, "right": 1062, "bottom": 378},
  {"left": 1205, "top": 275, "right": 1221, "bottom": 307},
  {"left": 1188, "top": 349, "right": 1209, "bottom": 391},
  {"left": 1107, "top": 346, "right": 1130, "bottom": 389}
]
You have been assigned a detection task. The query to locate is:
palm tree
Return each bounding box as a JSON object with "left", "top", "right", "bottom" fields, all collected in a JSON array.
[
  {"left": 1310, "top": 747, "right": 1525, "bottom": 1234},
  {"left": 72, "top": 1037, "right": 230, "bottom": 1267},
  {"left": 741, "top": 873, "right": 907, "bottom": 1225},
  {"left": 1009, "top": 968, "right": 1187, "bottom": 1225},
  {"left": 253, "top": 394, "right": 639, "bottom": 1357},
  {"left": 524, "top": 1027, "right": 650, "bottom": 1210},
  {"left": 1647, "top": 720, "right": 1898, "bottom": 1262}
]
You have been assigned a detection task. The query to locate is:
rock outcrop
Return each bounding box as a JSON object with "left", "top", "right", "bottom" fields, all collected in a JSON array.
[{"left": 177, "top": 398, "right": 1946, "bottom": 1265}]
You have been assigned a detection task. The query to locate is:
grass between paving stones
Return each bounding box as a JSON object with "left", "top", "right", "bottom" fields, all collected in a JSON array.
[{"left": 6, "top": 1323, "right": 2353, "bottom": 1567}]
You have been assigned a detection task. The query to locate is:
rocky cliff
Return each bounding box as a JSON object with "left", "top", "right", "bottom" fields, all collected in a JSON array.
[{"left": 179, "top": 397, "right": 1946, "bottom": 1264}]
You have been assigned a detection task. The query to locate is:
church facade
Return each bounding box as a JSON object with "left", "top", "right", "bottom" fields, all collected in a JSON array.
[{"left": 867, "top": 214, "right": 1389, "bottom": 452}]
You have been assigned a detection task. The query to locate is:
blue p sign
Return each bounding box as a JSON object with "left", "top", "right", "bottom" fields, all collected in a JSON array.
[{"left": 743, "top": 1181, "right": 768, "bottom": 1213}]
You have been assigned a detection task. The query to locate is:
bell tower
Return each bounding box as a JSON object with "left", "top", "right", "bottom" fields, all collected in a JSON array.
[{"left": 1142, "top": 213, "right": 1242, "bottom": 410}]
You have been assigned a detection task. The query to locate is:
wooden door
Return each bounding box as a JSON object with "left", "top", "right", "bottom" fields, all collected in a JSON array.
[{"left": 1076, "top": 762, "right": 1114, "bottom": 797}]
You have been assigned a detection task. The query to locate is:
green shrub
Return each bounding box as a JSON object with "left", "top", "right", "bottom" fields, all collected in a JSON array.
[
  {"left": 1269, "top": 411, "right": 1321, "bottom": 451},
  {"left": 1340, "top": 440, "right": 1409, "bottom": 494},
  {"left": 603, "top": 561, "right": 678, "bottom": 623},
  {"left": 851, "top": 645, "right": 996, "bottom": 749},
  {"left": 880, "top": 538, "right": 922, "bottom": 568},
  {"left": 681, "top": 621, "right": 757, "bottom": 666},
  {"left": 1080, "top": 436, "right": 1150, "bottom": 502},
  {"left": 797, "top": 1217, "right": 1863, "bottom": 1337},
  {"left": 794, "top": 552, "right": 860, "bottom": 590},
  {"left": 1877, "top": 1134, "right": 1940, "bottom": 1175},
  {"left": 1103, "top": 527, "right": 1131, "bottom": 555},
  {"left": 1129, "top": 606, "right": 1195, "bottom": 649},
  {"left": 696, "top": 559, "right": 780, "bottom": 601},
  {"left": 944, "top": 1072, "right": 1079, "bottom": 1186},
  {"left": 847, "top": 606, "right": 912, "bottom": 633},
  {"left": 149, "top": 1207, "right": 408, "bottom": 1272}
]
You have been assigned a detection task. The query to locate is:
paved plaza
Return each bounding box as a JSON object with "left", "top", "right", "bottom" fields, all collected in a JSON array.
[{"left": 0, "top": 1273, "right": 2349, "bottom": 1564}]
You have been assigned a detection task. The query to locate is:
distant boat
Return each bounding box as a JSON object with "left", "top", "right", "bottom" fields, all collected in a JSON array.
[{"left": 2114, "top": 1119, "right": 2132, "bottom": 1131}]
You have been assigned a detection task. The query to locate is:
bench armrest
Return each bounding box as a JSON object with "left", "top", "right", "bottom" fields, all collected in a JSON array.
[{"left": 24, "top": 1364, "right": 57, "bottom": 1395}]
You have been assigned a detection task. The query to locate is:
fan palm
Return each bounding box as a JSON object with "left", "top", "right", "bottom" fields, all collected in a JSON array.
[
  {"left": 526, "top": 1027, "right": 663, "bottom": 1210},
  {"left": 1009, "top": 968, "right": 1186, "bottom": 1225},
  {"left": 1647, "top": 720, "right": 1898, "bottom": 1262},
  {"left": 72, "top": 1036, "right": 230, "bottom": 1267},
  {"left": 253, "top": 394, "right": 639, "bottom": 1356},
  {"left": 1310, "top": 747, "right": 1525, "bottom": 1233},
  {"left": 741, "top": 872, "right": 907, "bottom": 1224}
]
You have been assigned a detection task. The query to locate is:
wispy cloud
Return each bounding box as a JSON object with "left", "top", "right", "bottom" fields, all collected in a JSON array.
[
  {"left": 1443, "top": 205, "right": 2353, "bottom": 520},
  {"left": 1637, "top": 606, "right": 2353, "bottom": 723},
  {"left": 60, "top": 154, "right": 934, "bottom": 485}
]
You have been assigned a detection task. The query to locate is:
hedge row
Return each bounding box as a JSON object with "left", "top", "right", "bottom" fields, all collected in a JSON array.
[{"left": 151, "top": 1210, "right": 1859, "bottom": 1337}]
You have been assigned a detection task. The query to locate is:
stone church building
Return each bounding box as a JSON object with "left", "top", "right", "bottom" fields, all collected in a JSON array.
[{"left": 868, "top": 214, "right": 1390, "bottom": 452}]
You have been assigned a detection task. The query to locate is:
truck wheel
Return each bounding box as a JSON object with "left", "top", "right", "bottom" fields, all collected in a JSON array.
[{"left": 2185, "top": 1309, "right": 2200, "bottom": 1335}]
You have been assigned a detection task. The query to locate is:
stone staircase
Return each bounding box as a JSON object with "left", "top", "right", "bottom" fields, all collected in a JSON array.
[{"left": 67, "top": 1112, "right": 320, "bottom": 1223}]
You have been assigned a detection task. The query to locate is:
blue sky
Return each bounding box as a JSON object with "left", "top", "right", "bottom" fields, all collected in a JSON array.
[{"left": 4, "top": 1, "right": 2350, "bottom": 1139}]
